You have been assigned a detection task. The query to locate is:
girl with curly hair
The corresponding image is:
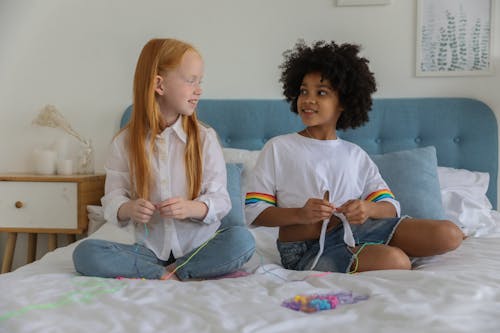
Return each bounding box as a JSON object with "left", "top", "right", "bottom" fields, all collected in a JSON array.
[{"left": 245, "top": 40, "right": 463, "bottom": 273}]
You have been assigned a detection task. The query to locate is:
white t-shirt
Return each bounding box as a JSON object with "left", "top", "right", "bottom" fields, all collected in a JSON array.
[
  {"left": 245, "top": 133, "right": 400, "bottom": 225},
  {"left": 101, "top": 116, "right": 231, "bottom": 260}
]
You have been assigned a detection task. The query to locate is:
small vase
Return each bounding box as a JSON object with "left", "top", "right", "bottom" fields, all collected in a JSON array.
[{"left": 77, "top": 140, "right": 95, "bottom": 174}]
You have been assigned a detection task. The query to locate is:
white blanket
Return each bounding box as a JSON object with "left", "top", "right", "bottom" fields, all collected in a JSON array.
[{"left": 2, "top": 223, "right": 500, "bottom": 333}]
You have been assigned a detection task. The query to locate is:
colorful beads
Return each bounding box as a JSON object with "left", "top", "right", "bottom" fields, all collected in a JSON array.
[{"left": 281, "top": 292, "right": 368, "bottom": 313}]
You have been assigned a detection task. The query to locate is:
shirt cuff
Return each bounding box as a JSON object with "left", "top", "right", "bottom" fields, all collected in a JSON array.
[
  {"left": 103, "top": 196, "right": 131, "bottom": 227},
  {"left": 192, "top": 198, "right": 217, "bottom": 224}
]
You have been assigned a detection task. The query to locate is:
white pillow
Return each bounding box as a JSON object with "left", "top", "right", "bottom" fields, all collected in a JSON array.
[
  {"left": 437, "top": 166, "right": 499, "bottom": 236},
  {"left": 86, "top": 205, "right": 135, "bottom": 243},
  {"left": 222, "top": 148, "right": 261, "bottom": 197},
  {"left": 438, "top": 166, "right": 490, "bottom": 196},
  {"left": 87, "top": 205, "right": 107, "bottom": 235}
]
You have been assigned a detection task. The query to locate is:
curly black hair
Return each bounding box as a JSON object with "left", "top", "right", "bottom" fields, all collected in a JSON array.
[{"left": 279, "top": 40, "right": 377, "bottom": 130}]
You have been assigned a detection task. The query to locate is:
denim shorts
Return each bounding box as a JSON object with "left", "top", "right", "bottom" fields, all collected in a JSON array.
[{"left": 276, "top": 216, "right": 407, "bottom": 273}]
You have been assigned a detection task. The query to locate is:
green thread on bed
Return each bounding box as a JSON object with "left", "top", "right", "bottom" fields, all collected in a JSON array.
[{"left": 0, "top": 277, "right": 127, "bottom": 322}]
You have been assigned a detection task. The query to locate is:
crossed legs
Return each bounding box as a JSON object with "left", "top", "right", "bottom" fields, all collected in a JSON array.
[{"left": 352, "top": 218, "right": 464, "bottom": 273}]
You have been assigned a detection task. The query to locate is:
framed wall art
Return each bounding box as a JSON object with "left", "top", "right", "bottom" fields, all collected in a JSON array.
[{"left": 416, "top": 0, "right": 494, "bottom": 76}]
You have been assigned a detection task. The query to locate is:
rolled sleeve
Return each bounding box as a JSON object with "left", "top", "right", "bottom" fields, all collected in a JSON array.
[
  {"left": 101, "top": 132, "right": 132, "bottom": 227},
  {"left": 101, "top": 182, "right": 131, "bottom": 226},
  {"left": 361, "top": 154, "right": 401, "bottom": 217},
  {"left": 244, "top": 142, "right": 277, "bottom": 226},
  {"left": 245, "top": 201, "right": 274, "bottom": 227}
]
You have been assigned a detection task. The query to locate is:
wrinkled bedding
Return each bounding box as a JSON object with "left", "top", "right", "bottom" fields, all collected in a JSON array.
[{"left": 1, "top": 222, "right": 500, "bottom": 333}]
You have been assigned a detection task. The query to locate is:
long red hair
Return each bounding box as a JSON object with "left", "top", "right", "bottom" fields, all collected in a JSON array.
[{"left": 127, "top": 38, "right": 202, "bottom": 200}]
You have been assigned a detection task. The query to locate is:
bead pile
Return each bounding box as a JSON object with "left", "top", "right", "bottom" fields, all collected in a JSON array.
[{"left": 281, "top": 291, "right": 369, "bottom": 313}]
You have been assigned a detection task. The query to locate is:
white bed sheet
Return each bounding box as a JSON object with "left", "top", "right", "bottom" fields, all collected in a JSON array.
[{"left": 2, "top": 222, "right": 500, "bottom": 333}]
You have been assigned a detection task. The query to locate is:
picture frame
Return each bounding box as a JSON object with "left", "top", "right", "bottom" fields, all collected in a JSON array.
[
  {"left": 416, "top": 0, "right": 494, "bottom": 76},
  {"left": 336, "top": 0, "right": 391, "bottom": 6}
]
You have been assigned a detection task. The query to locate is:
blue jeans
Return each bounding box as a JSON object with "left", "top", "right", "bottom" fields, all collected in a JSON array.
[
  {"left": 73, "top": 226, "right": 255, "bottom": 281},
  {"left": 276, "top": 217, "right": 404, "bottom": 273}
]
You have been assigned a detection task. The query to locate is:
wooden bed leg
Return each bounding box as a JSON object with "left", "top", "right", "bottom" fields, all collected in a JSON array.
[
  {"left": 1, "top": 232, "right": 18, "bottom": 273},
  {"left": 67, "top": 234, "right": 76, "bottom": 244},
  {"left": 48, "top": 234, "right": 57, "bottom": 252},
  {"left": 27, "top": 233, "right": 37, "bottom": 264}
]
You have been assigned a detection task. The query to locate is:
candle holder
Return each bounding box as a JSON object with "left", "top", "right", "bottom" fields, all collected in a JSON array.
[{"left": 77, "top": 140, "right": 95, "bottom": 174}]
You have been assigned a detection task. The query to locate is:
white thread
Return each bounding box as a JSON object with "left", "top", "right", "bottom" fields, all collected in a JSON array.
[
  {"left": 309, "top": 190, "right": 330, "bottom": 270},
  {"left": 309, "top": 191, "right": 356, "bottom": 270},
  {"left": 335, "top": 212, "right": 355, "bottom": 247},
  {"left": 309, "top": 218, "right": 329, "bottom": 270}
]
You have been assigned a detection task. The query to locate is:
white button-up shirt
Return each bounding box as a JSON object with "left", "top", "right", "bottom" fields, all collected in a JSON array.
[{"left": 101, "top": 116, "right": 230, "bottom": 260}]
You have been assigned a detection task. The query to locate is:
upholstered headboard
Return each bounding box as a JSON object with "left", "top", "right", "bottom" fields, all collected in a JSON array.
[{"left": 121, "top": 98, "right": 498, "bottom": 208}]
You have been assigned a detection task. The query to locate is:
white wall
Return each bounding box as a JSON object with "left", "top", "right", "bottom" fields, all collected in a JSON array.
[{"left": 1, "top": 0, "right": 499, "bottom": 269}]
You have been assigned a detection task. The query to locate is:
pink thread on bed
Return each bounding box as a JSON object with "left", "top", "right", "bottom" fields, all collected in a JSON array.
[
  {"left": 116, "top": 276, "right": 146, "bottom": 280},
  {"left": 212, "top": 270, "right": 251, "bottom": 279},
  {"left": 305, "top": 272, "right": 333, "bottom": 279}
]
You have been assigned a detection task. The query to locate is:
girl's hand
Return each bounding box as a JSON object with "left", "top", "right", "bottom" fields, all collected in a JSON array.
[
  {"left": 298, "top": 198, "right": 335, "bottom": 224},
  {"left": 336, "top": 199, "right": 370, "bottom": 225},
  {"left": 118, "top": 199, "right": 156, "bottom": 224},
  {"left": 156, "top": 197, "right": 208, "bottom": 220}
]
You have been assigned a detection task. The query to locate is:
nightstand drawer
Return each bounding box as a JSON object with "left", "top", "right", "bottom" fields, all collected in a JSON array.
[{"left": 0, "top": 182, "right": 77, "bottom": 229}]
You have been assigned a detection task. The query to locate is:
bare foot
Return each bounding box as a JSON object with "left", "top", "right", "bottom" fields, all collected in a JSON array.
[
  {"left": 161, "top": 264, "right": 206, "bottom": 281},
  {"left": 162, "top": 272, "right": 180, "bottom": 281},
  {"left": 161, "top": 264, "right": 180, "bottom": 281}
]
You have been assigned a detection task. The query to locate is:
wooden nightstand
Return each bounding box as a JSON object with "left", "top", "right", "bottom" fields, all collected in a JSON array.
[{"left": 0, "top": 173, "right": 105, "bottom": 273}]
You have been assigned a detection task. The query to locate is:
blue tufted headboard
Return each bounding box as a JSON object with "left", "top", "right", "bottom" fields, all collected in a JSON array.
[{"left": 121, "top": 98, "right": 498, "bottom": 208}]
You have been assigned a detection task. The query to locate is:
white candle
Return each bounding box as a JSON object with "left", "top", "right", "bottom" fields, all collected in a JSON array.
[{"left": 57, "top": 159, "right": 73, "bottom": 175}]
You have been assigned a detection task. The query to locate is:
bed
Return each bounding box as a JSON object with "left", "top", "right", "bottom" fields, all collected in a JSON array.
[{"left": 2, "top": 97, "right": 500, "bottom": 332}]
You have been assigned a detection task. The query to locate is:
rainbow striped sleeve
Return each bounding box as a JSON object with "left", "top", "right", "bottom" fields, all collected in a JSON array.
[
  {"left": 245, "top": 192, "right": 277, "bottom": 206},
  {"left": 365, "top": 189, "right": 395, "bottom": 202}
]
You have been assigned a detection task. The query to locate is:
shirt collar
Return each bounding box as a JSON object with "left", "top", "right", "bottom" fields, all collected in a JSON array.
[{"left": 156, "top": 115, "right": 187, "bottom": 143}]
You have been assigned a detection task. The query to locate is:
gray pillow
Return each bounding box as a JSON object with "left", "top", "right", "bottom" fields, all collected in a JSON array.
[{"left": 371, "top": 146, "right": 445, "bottom": 219}]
